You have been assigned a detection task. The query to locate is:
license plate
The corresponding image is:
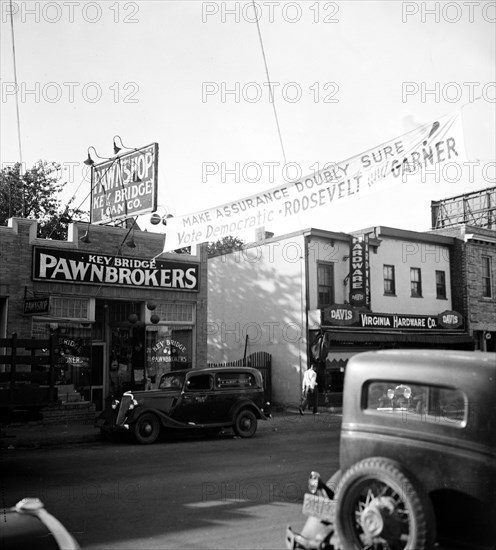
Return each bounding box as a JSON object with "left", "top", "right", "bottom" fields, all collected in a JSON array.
[{"left": 302, "top": 493, "right": 335, "bottom": 521}]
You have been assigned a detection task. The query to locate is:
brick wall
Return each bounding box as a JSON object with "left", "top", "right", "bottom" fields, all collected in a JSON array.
[
  {"left": 431, "top": 224, "right": 496, "bottom": 337},
  {"left": 0, "top": 217, "right": 208, "bottom": 366}
]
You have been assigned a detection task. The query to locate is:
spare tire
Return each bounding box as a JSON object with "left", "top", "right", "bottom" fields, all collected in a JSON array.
[{"left": 334, "top": 457, "right": 435, "bottom": 550}]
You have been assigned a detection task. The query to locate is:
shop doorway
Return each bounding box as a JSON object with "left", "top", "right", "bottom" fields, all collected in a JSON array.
[{"left": 109, "top": 325, "right": 146, "bottom": 395}]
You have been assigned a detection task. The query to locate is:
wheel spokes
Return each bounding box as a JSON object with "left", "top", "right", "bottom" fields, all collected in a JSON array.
[{"left": 352, "top": 481, "right": 411, "bottom": 550}]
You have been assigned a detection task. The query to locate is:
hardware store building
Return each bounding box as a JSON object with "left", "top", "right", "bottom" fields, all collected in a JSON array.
[{"left": 208, "top": 226, "right": 474, "bottom": 406}]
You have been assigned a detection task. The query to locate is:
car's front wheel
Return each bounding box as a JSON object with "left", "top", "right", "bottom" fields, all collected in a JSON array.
[
  {"left": 333, "top": 457, "right": 435, "bottom": 550},
  {"left": 132, "top": 413, "right": 160, "bottom": 445},
  {"left": 233, "top": 409, "right": 257, "bottom": 438}
]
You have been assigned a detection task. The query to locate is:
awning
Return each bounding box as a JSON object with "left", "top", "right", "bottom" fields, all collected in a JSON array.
[{"left": 323, "top": 330, "right": 474, "bottom": 345}]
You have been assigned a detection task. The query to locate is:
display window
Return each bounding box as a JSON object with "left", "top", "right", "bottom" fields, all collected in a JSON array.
[
  {"left": 145, "top": 325, "right": 193, "bottom": 388},
  {"left": 31, "top": 320, "right": 95, "bottom": 401}
]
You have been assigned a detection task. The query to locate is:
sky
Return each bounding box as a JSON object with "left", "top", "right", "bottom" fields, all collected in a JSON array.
[{"left": 1, "top": 0, "right": 495, "bottom": 242}]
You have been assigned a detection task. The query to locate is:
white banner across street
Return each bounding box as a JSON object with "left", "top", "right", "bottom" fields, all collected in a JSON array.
[{"left": 162, "top": 111, "right": 465, "bottom": 253}]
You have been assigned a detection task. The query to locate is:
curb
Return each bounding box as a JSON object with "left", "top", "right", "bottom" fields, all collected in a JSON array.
[
  {"left": 1, "top": 409, "right": 342, "bottom": 450},
  {"left": 1, "top": 423, "right": 101, "bottom": 450}
]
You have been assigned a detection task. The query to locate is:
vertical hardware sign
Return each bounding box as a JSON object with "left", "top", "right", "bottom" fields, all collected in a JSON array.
[
  {"left": 349, "top": 235, "right": 370, "bottom": 308},
  {"left": 91, "top": 143, "right": 158, "bottom": 224}
]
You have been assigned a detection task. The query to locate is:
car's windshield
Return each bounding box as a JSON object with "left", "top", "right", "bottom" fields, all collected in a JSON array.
[{"left": 158, "top": 373, "right": 186, "bottom": 390}]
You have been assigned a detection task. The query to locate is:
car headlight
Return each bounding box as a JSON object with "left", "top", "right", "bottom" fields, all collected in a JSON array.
[
  {"left": 128, "top": 398, "right": 139, "bottom": 410},
  {"left": 111, "top": 400, "right": 120, "bottom": 410},
  {"left": 308, "top": 471, "right": 321, "bottom": 494}
]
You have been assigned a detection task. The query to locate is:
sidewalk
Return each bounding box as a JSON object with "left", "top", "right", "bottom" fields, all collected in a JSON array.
[{"left": 0, "top": 407, "right": 342, "bottom": 450}]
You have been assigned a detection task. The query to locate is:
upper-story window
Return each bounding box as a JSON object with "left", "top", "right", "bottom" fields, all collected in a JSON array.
[
  {"left": 436, "top": 270, "right": 447, "bottom": 299},
  {"left": 482, "top": 256, "right": 493, "bottom": 298},
  {"left": 318, "top": 263, "right": 334, "bottom": 308},
  {"left": 383, "top": 265, "right": 396, "bottom": 295},
  {"left": 410, "top": 267, "right": 422, "bottom": 297}
]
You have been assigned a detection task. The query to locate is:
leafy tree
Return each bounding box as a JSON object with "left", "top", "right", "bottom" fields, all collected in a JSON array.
[
  {"left": 207, "top": 235, "right": 245, "bottom": 258},
  {"left": 0, "top": 161, "right": 87, "bottom": 239}
]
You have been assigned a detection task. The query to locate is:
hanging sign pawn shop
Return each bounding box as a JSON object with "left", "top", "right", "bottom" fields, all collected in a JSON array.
[{"left": 91, "top": 143, "right": 158, "bottom": 224}]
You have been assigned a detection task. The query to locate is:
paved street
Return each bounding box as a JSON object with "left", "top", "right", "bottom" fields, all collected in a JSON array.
[{"left": 0, "top": 412, "right": 340, "bottom": 550}]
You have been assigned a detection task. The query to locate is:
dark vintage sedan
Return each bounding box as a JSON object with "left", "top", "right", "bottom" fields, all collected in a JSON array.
[
  {"left": 97, "top": 366, "right": 270, "bottom": 444},
  {"left": 286, "top": 349, "right": 496, "bottom": 550}
]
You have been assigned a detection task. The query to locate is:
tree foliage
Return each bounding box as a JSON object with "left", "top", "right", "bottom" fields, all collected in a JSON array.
[
  {"left": 0, "top": 161, "right": 87, "bottom": 239},
  {"left": 207, "top": 235, "right": 245, "bottom": 258}
]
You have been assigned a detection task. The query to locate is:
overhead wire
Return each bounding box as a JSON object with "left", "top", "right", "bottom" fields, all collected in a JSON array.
[
  {"left": 8, "top": 0, "right": 25, "bottom": 215},
  {"left": 251, "top": 0, "right": 288, "bottom": 167},
  {"left": 155, "top": 5, "right": 289, "bottom": 261}
]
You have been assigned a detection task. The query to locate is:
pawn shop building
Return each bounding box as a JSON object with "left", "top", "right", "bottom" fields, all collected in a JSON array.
[{"left": 0, "top": 217, "right": 208, "bottom": 413}]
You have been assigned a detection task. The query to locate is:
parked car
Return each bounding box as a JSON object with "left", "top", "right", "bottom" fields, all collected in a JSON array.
[
  {"left": 2, "top": 497, "right": 80, "bottom": 549},
  {"left": 286, "top": 349, "right": 496, "bottom": 550},
  {"left": 97, "top": 366, "right": 270, "bottom": 444}
]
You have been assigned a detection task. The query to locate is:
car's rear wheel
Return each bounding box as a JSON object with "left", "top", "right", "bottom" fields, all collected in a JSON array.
[
  {"left": 334, "top": 458, "right": 435, "bottom": 550},
  {"left": 233, "top": 409, "right": 257, "bottom": 438},
  {"left": 132, "top": 413, "right": 160, "bottom": 445}
]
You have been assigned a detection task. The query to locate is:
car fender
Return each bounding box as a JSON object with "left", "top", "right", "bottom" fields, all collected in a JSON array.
[{"left": 229, "top": 399, "right": 268, "bottom": 421}]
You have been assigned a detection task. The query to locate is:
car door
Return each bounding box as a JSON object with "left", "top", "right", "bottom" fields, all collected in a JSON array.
[
  {"left": 214, "top": 371, "right": 258, "bottom": 421},
  {"left": 172, "top": 373, "right": 217, "bottom": 424}
]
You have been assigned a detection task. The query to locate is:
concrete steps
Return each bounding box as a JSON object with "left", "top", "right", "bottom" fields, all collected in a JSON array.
[{"left": 55, "top": 384, "right": 85, "bottom": 403}]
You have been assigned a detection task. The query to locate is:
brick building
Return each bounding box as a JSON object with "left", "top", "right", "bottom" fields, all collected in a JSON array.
[
  {"left": 431, "top": 224, "right": 496, "bottom": 351},
  {"left": 0, "top": 218, "right": 208, "bottom": 416},
  {"left": 430, "top": 186, "right": 496, "bottom": 351}
]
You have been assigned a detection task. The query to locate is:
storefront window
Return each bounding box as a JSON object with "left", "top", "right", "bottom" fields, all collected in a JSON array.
[
  {"left": 50, "top": 297, "right": 91, "bottom": 320},
  {"left": 32, "top": 320, "right": 92, "bottom": 397},
  {"left": 145, "top": 326, "right": 193, "bottom": 388}
]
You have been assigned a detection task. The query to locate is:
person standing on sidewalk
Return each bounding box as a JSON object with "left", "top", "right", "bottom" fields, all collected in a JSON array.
[{"left": 299, "top": 364, "right": 319, "bottom": 415}]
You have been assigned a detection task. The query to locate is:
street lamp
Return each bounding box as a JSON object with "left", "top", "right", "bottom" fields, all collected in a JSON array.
[{"left": 84, "top": 146, "right": 111, "bottom": 166}]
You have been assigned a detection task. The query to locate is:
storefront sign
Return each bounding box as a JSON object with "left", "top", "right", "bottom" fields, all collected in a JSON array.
[
  {"left": 149, "top": 338, "right": 188, "bottom": 364},
  {"left": 360, "top": 312, "right": 441, "bottom": 329},
  {"left": 23, "top": 296, "right": 50, "bottom": 315},
  {"left": 349, "top": 235, "right": 370, "bottom": 307},
  {"left": 162, "top": 111, "right": 464, "bottom": 252},
  {"left": 322, "top": 304, "right": 358, "bottom": 326},
  {"left": 322, "top": 308, "right": 464, "bottom": 330},
  {"left": 437, "top": 310, "right": 463, "bottom": 328},
  {"left": 91, "top": 143, "right": 158, "bottom": 224},
  {"left": 56, "top": 336, "right": 90, "bottom": 371},
  {"left": 33, "top": 247, "right": 199, "bottom": 291}
]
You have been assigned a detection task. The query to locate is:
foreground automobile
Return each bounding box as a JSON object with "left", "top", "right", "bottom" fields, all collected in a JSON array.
[
  {"left": 2, "top": 498, "right": 80, "bottom": 549},
  {"left": 286, "top": 349, "right": 496, "bottom": 550},
  {"left": 97, "top": 366, "right": 270, "bottom": 444}
]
